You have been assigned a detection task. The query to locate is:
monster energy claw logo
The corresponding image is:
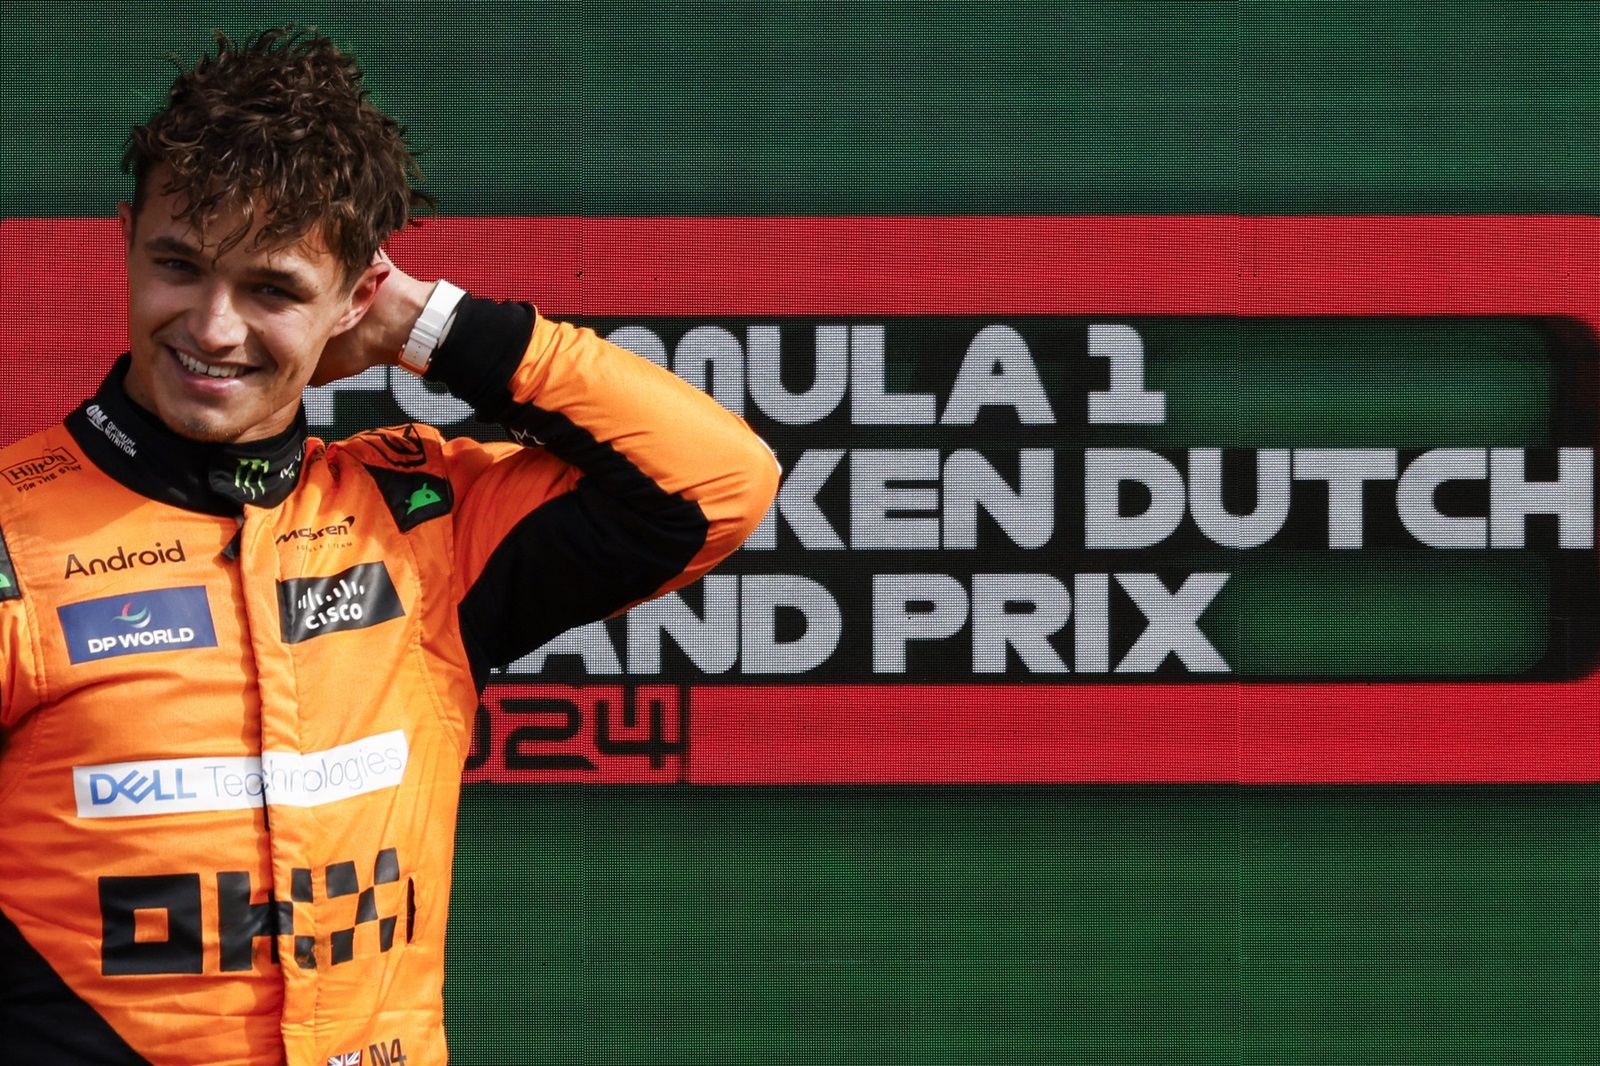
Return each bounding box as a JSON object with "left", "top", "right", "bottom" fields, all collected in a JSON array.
[{"left": 235, "top": 458, "right": 271, "bottom": 499}]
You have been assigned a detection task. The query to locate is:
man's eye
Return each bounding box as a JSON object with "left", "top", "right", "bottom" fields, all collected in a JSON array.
[
  {"left": 157, "top": 258, "right": 197, "bottom": 273},
  {"left": 258, "top": 285, "right": 300, "bottom": 301}
]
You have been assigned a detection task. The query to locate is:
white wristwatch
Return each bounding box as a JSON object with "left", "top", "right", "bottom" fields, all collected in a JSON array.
[{"left": 398, "top": 279, "right": 467, "bottom": 375}]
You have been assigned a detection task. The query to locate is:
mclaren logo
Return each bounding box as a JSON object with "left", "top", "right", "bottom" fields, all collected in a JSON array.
[{"left": 276, "top": 516, "right": 357, "bottom": 546}]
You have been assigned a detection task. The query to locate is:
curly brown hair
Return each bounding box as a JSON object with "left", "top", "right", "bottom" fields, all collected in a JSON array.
[{"left": 123, "top": 25, "right": 434, "bottom": 286}]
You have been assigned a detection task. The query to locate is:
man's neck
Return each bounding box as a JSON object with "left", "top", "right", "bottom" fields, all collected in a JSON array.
[{"left": 64, "top": 354, "right": 308, "bottom": 515}]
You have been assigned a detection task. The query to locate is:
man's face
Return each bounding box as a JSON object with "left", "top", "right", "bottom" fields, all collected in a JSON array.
[{"left": 119, "top": 178, "right": 378, "bottom": 444}]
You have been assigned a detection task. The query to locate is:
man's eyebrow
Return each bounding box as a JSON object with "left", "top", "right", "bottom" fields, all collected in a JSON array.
[
  {"left": 142, "top": 234, "right": 315, "bottom": 291},
  {"left": 249, "top": 263, "right": 316, "bottom": 291},
  {"left": 143, "top": 234, "right": 203, "bottom": 258}
]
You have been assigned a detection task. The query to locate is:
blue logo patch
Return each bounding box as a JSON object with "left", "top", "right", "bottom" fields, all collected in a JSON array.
[{"left": 58, "top": 586, "right": 218, "bottom": 663}]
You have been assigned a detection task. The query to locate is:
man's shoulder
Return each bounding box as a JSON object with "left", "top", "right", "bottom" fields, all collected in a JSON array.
[
  {"left": 328, "top": 422, "right": 451, "bottom": 472},
  {"left": 0, "top": 422, "right": 90, "bottom": 511}
]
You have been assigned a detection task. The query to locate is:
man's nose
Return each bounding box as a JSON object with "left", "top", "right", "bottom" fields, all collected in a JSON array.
[{"left": 189, "top": 284, "right": 248, "bottom": 351}]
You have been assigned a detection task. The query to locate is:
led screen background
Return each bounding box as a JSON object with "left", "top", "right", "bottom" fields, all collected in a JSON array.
[{"left": 3, "top": 3, "right": 1598, "bottom": 1062}]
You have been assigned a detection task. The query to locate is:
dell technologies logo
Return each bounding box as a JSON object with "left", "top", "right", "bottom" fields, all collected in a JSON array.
[{"left": 72, "top": 730, "right": 409, "bottom": 819}]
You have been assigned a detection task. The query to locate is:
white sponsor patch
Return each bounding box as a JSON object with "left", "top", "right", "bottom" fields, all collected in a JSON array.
[{"left": 73, "top": 730, "right": 409, "bottom": 819}]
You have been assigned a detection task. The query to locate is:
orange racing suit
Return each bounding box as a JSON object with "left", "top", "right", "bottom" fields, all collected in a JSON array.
[{"left": 0, "top": 297, "right": 778, "bottom": 1065}]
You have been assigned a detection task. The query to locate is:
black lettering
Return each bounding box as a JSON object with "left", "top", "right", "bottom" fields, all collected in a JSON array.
[
  {"left": 100, "top": 874, "right": 203, "bottom": 976},
  {"left": 374, "top": 848, "right": 401, "bottom": 885},
  {"left": 322, "top": 851, "right": 405, "bottom": 966},
  {"left": 330, "top": 927, "right": 356, "bottom": 966},
  {"left": 595, "top": 688, "right": 688, "bottom": 769},
  {"left": 464, "top": 702, "right": 491, "bottom": 772},
  {"left": 217, "top": 871, "right": 288, "bottom": 971},
  {"left": 355, "top": 887, "right": 379, "bottom": 924},
  {"left": 370, "top": 1040, "right": 408, "bottom": 1066},
  {"left": 325, "top": 861, "right": 360, "bottom": 898},
  {"left": 504, "top": 697, "right": 595, "bottom": 771}
]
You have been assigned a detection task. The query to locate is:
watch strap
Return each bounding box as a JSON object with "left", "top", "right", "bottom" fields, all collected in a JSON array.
[{"left": 398, "top": 279, "right": 467, "bottom": 375}]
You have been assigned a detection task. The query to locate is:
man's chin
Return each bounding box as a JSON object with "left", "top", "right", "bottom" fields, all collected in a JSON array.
[
  {"left": 139, "top": 374, "right": 302, "bottom": 443},
  {"left": 154, "top": 403, "right": 252, "bottom": 445}
]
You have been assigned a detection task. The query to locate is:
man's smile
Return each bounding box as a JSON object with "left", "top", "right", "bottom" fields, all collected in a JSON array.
[{"left": 171, "top": 346, "right": 252, "bottom": 380}]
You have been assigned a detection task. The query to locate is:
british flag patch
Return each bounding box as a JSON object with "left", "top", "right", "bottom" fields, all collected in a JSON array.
[{"left": 327, "top": 1053, "right": 362, "bottom": 1066}]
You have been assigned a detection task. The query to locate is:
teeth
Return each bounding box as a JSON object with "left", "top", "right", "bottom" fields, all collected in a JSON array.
[{"left": 175, "top": 349, "right": 245, "bottom": 379}]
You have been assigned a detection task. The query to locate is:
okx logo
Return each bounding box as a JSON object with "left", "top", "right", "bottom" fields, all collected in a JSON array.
[
  {"left": 59, "top": 586, "right": 218, "bottom": 663},
  {"left": 98, "top": 848, "right": 413, "bottom": 977},
  {"left": 278, "top": 562, "right": 405, "bottom": 644}
]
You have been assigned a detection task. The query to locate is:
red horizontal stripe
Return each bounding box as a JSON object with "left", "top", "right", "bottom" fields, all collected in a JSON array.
[
  {"left": 10, "top": 215, "right": 1600, "bottom": 783},
  {"left": 9, "top": 215, "right": 1598, "bottom": 445},
  {"left": 388, "top": 214, "right": 1600, "bottom": 317},
  {"left": 685, "top": 683, "right": 1600, "bottom": 785},
  {"left": 9, "top": 215, "right": 1599, "bottom": 445}
]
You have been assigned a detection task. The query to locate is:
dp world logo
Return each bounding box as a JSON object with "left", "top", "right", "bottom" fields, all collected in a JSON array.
[
  {"left": 115, "top": 601, "right": 152, "bottom": 628},
  {"left": 59, "top": 586, "right": 219, "bottom": 663}
]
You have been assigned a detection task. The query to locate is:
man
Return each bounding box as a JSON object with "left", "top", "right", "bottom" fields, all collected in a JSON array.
[{"left": 0, "top": 26, "right": 777, "bottom": 1065}]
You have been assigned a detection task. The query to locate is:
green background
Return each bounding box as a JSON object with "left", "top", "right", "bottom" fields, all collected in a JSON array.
[
  {"left": 4, "top": 3, "right": 1598, "bottom": 1062},
  {"left": 5, "top": 1, "right": 1600, "bottom": 217}
]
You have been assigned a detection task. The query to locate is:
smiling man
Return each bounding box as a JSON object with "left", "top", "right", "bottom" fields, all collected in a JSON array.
[
  {"left": 118, "top": 180, "right": 386, "bottom": 445},
  {"left": 0, "top": 27, "right": 778, "bottom": 1066}
]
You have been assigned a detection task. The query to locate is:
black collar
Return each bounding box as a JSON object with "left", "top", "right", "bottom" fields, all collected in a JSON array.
[{"left": 65, "top": 354, "right": 308, "bottom": 516}]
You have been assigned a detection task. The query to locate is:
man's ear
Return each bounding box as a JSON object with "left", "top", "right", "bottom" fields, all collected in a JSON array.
[
  {"left": 332, "top": 257, "right": 392, "bottom": 336},
  {"left": 117, "top": 202, "right": 134, "bottom": 246}
]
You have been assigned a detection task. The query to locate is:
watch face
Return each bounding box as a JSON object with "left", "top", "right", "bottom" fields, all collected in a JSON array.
[{"left": 398, "top": 336, "right": 434, "bottom": 374}]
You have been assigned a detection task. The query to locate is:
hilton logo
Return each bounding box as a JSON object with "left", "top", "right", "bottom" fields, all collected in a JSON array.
[{"left": 3, "top": 446, "right": 82, "bottom": 492}]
